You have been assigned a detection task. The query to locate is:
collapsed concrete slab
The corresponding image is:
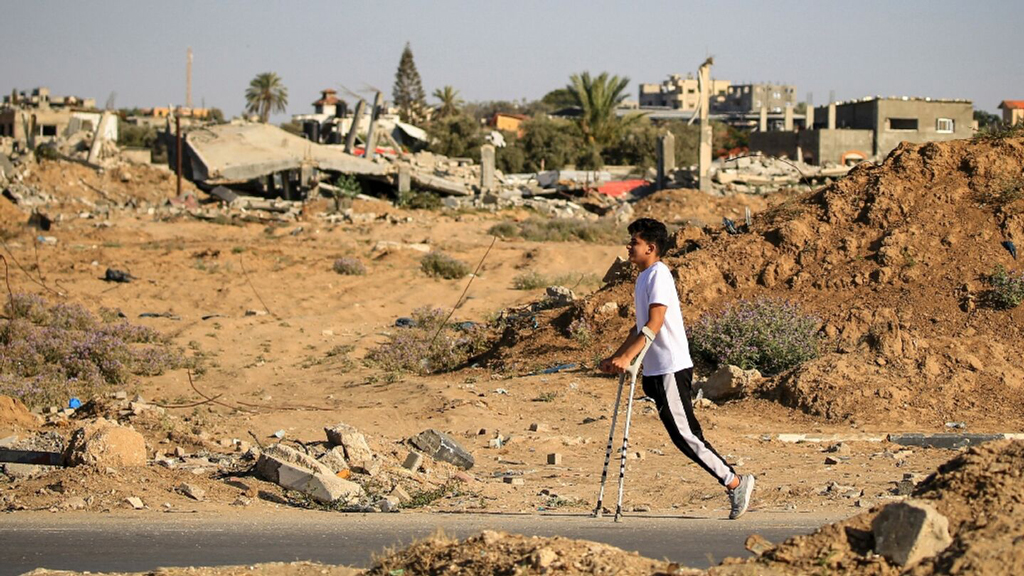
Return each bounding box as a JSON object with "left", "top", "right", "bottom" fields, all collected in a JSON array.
[
  {"left": 183, "top": 123, "right": 389, "bottom": 185},
  {"left": 275, "top": 460, "right": 362, "bottom": 504}
]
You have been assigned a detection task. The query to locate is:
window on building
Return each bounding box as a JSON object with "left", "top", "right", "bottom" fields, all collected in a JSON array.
[
  {"left": 744, "top": 86, "right": 750, "bottom": 94},
  {"left": 772, "top": 92, "right": 781, "bottom": 99},
  {"left": 936, "top": 118, "right": 954, "bottom": 133},
  {"left": 888, "top": 118, "right": 918, "bottom": 131},
  {"left": 754, "top": 100, "right": 761, "bottom": 109},
  {"left": 40, "top": 125, "right": 58, "bottom": 137}
]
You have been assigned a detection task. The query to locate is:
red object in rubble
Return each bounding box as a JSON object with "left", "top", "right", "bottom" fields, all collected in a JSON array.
[{"left": 597, "top": 179, "right": 647, "bottom": 197}]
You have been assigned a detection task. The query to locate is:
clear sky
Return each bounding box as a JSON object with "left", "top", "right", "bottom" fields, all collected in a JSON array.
[{"left": 2, "top": 1, "right": 1020, "bottom": 121}]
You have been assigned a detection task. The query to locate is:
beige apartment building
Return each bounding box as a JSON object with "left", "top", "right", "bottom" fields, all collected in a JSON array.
[{"left": 638, "top": 74, "right": 730, "bottom": 111}]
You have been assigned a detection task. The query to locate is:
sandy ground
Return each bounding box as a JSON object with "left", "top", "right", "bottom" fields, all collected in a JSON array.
[{"left": 0, "top": 188, "right": 966, "bottom": 521}]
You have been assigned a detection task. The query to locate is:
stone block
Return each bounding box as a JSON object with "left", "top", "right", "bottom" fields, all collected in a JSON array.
[
  {"left": 177, "top": 482, "right": 205, "bottom": 501},
  {"left": 503, "top": 477, "right": 524, "bottom": 485},
  {"left": 390, "top": 485, "right": 412, "bottom": 504},
  {"left": 319, "top": 446, "right": 350, "bottom": 474},
  {"left": 276, "top": 461, "right": 362, "bottom": 504},
  {"left": 255, "top": 443, "right": 333, "bottom": 483},
  {"left": 529, "top": 423, "right": 548, "bottom": 432},
  {"left": 402, "top": 451, "right": 423, "bottom": 471},
  {"left": 409, "top": 429, "right": 475, "bottom": 470},
  {"left": 544, "top": 286, "right": 575, "bottom": 307},
  {"left": 547, "top": 453, "right": 562, "bottom": 465},
  {"left": 872, "top": 500, "right": 952, "bottom": 567},
  {"left": 125, "top": 496, "right": 144, "bottom": 509},
  {"left": 699, "top": 365, "right": 761, "bottom": 400},
  {"left": 1, "top": 463, "right": 46, "bottom": 479},
  {"left": 324, "top": 422, "right": 374, "bottom": 470}
]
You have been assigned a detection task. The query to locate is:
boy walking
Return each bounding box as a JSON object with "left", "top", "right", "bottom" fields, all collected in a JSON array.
[{"left": 599, "top": 218, "right": 755, "bottom": 519}]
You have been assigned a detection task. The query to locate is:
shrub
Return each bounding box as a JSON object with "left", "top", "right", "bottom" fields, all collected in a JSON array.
[
  {"left": 0, "top": 294, "right": 188, "bottom": 408},
  {"left": 488, "top": 218, "right": 624, "bottom": 244},
  {"left": 567, "top": 317, "right": 593, "bottom": 347},
  {"left": 364, "top": 307, "right": 488, "bottom": 375},
  {"left": 690, "top": 298, "right": 821, "bottom": 375},
  {"left": 421, "top": 252, "right": 470, "bottom": 280},
  {"left": 512, "top": 271, "right": 547, "bottom": 290},
  {"left": 333, "top": 257, "right": 366, "bottom": 276},
  {"left": 986, "top": 265, "right": 1024, "bottom": 309}
]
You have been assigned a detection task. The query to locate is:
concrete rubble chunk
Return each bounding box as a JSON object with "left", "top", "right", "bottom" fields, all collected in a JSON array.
[
  {"left": 402, "top": 451, "right": 423, "bottom": 471},
  {"left": 699, "top": 365, "right": 761, "bottom": 400},
  {"left": 409, "top": 429, "right": 475, "bottom": 470},
  {"left": 255, "top": 443, "right": 334, "bottom": 483},
  {"left": 324, "top": 423, "right": 375, "bottom": 473},
  {"left": 1, "top": 463, "right": 46, "bottom": 480},
  {"left": 62, "top": 418, "right": 146, "bottom": 468},
  {"left": 872, "top": 499, "right": 952, "bottom": 567},
  {"left": 177, "top": 482, "right": 206, "bottom": 501},
  {"left": 276, "top": 460, "right": 362, "bottom": 504},
  {"left": 544, "top": 286, "right": 576, "bottom": 307},
  {"left": 390, "top": 485, "right": 412, "bottom": 504},
  {"left": 318, "top": 446, "right": 350, "bottom": 474},
  {"left": 125, "top": 496, "right": 144, "bottom": 510}
]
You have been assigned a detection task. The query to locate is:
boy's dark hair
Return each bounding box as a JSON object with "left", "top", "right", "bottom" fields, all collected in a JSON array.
[{"left": 628, "top": 218, "right": 670, "bottom": 256}]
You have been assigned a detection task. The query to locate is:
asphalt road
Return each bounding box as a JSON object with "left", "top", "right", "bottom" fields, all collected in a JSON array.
[{"left": 1, "top": 510, "right": 844, "bottom": 575}]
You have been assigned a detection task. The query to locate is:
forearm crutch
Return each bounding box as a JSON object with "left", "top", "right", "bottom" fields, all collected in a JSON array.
[{"left": 593, "top": 326, "right": 655, "bottom": 522}]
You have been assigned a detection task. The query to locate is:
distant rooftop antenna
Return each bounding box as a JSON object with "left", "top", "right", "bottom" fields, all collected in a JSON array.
[{"left": 186, "top": 47, "right": 193, "bottom": 108}]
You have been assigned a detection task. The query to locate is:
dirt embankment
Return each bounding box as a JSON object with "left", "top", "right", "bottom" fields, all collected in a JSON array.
[{"left": 490, "top": 136, "right": 1024, "bottom": 428}]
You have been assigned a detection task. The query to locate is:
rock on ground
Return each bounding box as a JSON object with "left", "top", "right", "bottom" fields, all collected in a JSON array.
[
  {"left": 62, "top": 418, "right": 146, "bottom": 467},
  {"left": 324, "top": 423, "right": 375, "bottom": 472},
  {"left": 872, "top": 500, "right": 952, "bottom": 567},
  {"left": 276, "top": 461, "right": 361, "bottom": 504},
  {"left": 409, "top": 429, "right": 474, "bottom": 470},
  {"left": 699, "top": 365, "right": 761, "bottom": 400},
  {"left": 256, "top": 443, "right": 334, "bottom": 483}
]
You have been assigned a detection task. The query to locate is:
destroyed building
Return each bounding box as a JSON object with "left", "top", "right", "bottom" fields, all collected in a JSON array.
[
  {"left": 291, "top": 89, "right": 428, "bottom": 153},
  {"left": 749, "top": 96, "right": 974, "bottom": 165},
  {"left": 717, "top": 83, "right": 797, "bottom": 114},
  {"left": 0, "top": 87, "right": 116, "bottom": 150}
]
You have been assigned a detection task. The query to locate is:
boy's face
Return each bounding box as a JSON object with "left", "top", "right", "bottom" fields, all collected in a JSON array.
[{"left": 627, "top": 234, "right": 657, "bottom": 265}]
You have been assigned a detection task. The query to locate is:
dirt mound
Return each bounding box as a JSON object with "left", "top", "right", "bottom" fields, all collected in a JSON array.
[
  {"left": 366, "top": 529, "right": 696, "bottom": 576},
  {"left": 21, "top": 562, "right": 358, "bottom": 576},
  {"left": 714, "top": 440, "right": 1024, "bottom": 575},
  {"left": 632, "top": 187, "right": 781, "bottom": 228},
  {"left": 491, "top": 136, "right": 1024, "bottom": 427},
  {"left": 0, "top": 394, "right": 39, "bottom": 429}
]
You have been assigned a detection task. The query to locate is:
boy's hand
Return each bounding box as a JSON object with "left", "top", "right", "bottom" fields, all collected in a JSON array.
[{"left": 600, "top": 355, "right": 631, "bottom": 374}]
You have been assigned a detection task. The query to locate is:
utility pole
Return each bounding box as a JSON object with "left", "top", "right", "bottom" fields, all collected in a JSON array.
[
  {"left": 186, "top": 47, "right": 193, "bottom": 109},
  {"left": 175, "top": 114, "right": 182, "bottom": 197},
  {"left": 697, "top": 57, "right": 713, "bottom": 193}
]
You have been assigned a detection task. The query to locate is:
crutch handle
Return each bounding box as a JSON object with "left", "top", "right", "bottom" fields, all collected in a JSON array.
[{"left": 625, "top": 326, "right": 656, "bottom": 379}]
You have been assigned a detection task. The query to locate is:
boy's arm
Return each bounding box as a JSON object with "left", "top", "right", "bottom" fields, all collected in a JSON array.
[{"left": 600, "top": 304, "right": 667, "bottom": 374}]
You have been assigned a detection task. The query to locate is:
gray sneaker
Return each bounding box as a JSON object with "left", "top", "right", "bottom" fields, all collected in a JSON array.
[{"left": 728, "top": 474, "right": 755, "bottom": 519}]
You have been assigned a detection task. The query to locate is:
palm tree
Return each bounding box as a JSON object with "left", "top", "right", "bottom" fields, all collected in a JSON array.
[
  {"left": 245, "top": 72, "right": 288, "bottom": 123},
  {"left": 565, "top": 72, "right": 634, "bottom": 148},
  {"left": 432, "top": 85, "right": 463, "bottom": 119}
]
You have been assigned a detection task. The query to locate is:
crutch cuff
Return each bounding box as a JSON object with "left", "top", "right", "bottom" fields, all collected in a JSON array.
[{"left": 641, "top": 326, "right": 656, "bottom": 341}]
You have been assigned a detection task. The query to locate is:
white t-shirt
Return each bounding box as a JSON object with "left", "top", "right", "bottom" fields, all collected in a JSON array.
[{"left": 634, "top": 261, "right": 693, "bottom": 376}]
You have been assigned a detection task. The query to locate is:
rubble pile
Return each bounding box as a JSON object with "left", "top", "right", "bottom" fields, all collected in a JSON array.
[
  {"left": 714, "top": 440, "right": 1024, "bottom": 575},
  {"left": 365, "top": 529, "right": 693, "bottom": 576},
  {"left": 487, "top": 135, "right": 1024, "bottom": 426}
]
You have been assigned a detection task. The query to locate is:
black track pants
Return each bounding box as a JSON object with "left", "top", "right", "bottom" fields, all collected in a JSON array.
[{"left": 642, "top": 368, "right": 737, "bottom": 487}]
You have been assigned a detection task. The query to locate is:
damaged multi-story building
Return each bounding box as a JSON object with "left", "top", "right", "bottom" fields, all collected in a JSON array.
[
  {"left": 0, "top": 87, "right": 117, "bottom": 151},
  {"left": 749, "top": 96, "right": 974, "bottom": 165}
]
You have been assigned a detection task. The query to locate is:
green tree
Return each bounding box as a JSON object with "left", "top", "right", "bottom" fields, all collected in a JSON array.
[
  {"left": 541, "top": 88, "right": 576, "bottom": 109},
  {"left": 432, "top": 85, "right": 463, "bottom": 119},
  {"left": 245, "top": 72, "right": 288, "bottom": 123},
  {"left": 603, "top": 119, "right": 658, "bottom": 169},
  {"left": 566, "top": 72, "right": 634, "bottom": 148},
  {"left": 518, "top": 116, "right": 580, "bottom": 172},
  {"left": 974, "top": 110, "right": 1001, "bottom": 130},
  {"left": 427, "top": 113, "right": 483, "bottom": 159},
  {"left": 208, "top": 108, "right": 225, "bottom": 123},
  {"left": 393, "top": 43, "right": 428, "bottom": 123}
]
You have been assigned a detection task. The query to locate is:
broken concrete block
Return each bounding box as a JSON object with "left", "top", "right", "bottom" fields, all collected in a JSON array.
[
  {"left": 324, "top": 423, "right": 374, "bottom": 470},
  {"left": 1, "top": 463, "right": 46, "bottom": 480},
  {"left": 390, "top": 485, "right": 412, "bottom": 504},
  {"left": 544, "top": 286, "right": 576, "bottom": 306},
  {"left": 318, "top": 446, "right": 350, "bottom": 474},
  {"left": 63, "top": 418, "right": 146, "bottom": 468},
  {"left": 872, "top": 499, "right": 952, "bottom": 567},
  {"left": 699, "top": 365, "right": 761, "bottom": 400},
  {"left": 276, "top": 460, "right": 362, "bottom": 504},
  {"left": 503, "top": 477, "right": 524, "bottom": 486},
  {"left": 409, "top": 429, "right": 475, "bottom": 470},
  {"left": 177, "top": 482, "right": 205, "bottom": 501},
  {"left": 377, "top": 495, "right": 401, "bottom": 513},
  {"left": 402, "top": 451, "right": 423, "bottom": 471},
  {"left": 125, "top": 496, "right": 144, "bottom": 510},
  {"left": 529, "top": 423, "right": 548, "bottom": 432},
  {"left": 255, "top": 443, "right": 334, "bottom": 483},
  {"left": 547, "top": 453, "right": 562, "bottom": 465}
]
